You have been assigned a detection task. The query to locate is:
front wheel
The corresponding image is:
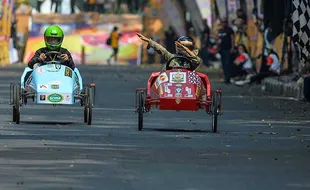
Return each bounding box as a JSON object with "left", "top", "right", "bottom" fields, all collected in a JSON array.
[
  {"left": 137, "top": 91, "right": 145, "bottom": 131},
  {"left": 12, "top": 85, "right": 16, "bottom": 122},
  {"left": 83, "top": 87, "right": 88, "bottom": 123},
  {"left": 211, "top": 93, "right": 219, "bottom": 133},
  {"left": 84, "top": 87, "right": 93, "bottom": 125}
]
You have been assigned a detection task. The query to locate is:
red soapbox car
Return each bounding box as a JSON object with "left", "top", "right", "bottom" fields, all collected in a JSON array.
[{"left": 135, "top": 56, "right": 222, "bottom": 132}]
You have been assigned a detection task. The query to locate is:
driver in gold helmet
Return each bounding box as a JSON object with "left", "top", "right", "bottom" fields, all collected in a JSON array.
[{"left": 137, "top": 33, "right": 202, "bottom": 70}]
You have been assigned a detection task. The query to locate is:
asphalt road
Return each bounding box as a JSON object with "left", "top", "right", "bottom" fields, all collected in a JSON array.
[{"left": 0, "top": 65, "right": 309, "bottom": 190}]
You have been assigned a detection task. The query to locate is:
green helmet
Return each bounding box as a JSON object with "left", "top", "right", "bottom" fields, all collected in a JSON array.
[{"left": 44, "top": 25, "right": 64, "bottom": 51}]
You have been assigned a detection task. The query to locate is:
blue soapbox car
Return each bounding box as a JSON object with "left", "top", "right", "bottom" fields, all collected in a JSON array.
[{"left": 10, "top": 51, "right": 95, "bottom": 125}]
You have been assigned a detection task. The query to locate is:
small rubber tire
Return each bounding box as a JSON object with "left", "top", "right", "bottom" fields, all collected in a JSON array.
[
  {"left": 211, "top": 93, "right": 219, "bottom": 133},
  {"left": 84, "top": 87, "right": 88, "bottom": 123},
  {"left": 12, "top": 85, "right": 16, "bottom": 122},
  {"left": 14, "top": 85, "right": 20, "bottom": 124},
  {"left": 138, "top": 91, "right": 144, "bottom": 131},
  {"left": 86, "top": 87, "right": 93, "bottom": 125}
]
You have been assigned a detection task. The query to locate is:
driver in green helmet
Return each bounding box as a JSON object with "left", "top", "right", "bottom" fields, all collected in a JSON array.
[{"left": 28, "top": 25, "right": 75, "bottom": 70}]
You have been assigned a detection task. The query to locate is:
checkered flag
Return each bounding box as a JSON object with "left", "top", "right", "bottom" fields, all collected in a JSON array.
[
  {"left": 188, "top": 72, "right": 201, "bottom": 86},
  {"left": 292, "top": 0, "right": 310, "bottom": 66}
]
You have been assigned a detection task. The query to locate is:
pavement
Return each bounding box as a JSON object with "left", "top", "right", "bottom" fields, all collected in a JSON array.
[{"left": 0, "top": 64, "right": 310, "bottom": 190}]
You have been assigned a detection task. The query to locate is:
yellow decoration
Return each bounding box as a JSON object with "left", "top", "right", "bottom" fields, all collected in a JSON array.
[{"left": 0, "top": 0, "right": 13, "bottom": 66}]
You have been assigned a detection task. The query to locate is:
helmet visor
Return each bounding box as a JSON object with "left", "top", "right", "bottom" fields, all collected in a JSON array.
[{"left": 45, "top": 36, "right": 63, "bottom": 45}]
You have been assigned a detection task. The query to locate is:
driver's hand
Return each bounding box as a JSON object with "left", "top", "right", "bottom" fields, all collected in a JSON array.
[
  {"left": 136, "top": 33, "right": 150, "bottom": 42},
  {"left": 39, "top": 53, "right": 46, "bottom": 61},
  {"left": 175, "top": 41, "right": 195, "bottom": 57},
  {"left": 33, "top": 63, "right": 40, "bottom": 69},
  {"left": 60, "top": 54, "right": 69, "bottom": 61}
]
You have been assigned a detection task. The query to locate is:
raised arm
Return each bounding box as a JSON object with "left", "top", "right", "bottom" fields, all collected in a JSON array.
[{"left": 137, "top": 33, "right": 174, "bottom": 62}]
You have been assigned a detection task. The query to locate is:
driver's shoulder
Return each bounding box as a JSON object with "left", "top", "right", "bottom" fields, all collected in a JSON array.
[
  {"left": 36, "top": 47, "right": 48, "bottom": 53},
  {"left": 59, "top": 47, "right": 69, "bottom": 52}
]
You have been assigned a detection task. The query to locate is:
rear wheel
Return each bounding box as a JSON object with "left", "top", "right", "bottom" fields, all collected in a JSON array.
[
  {"left": 83, "top": 87, "right": 88, "bottom": 123},
  {"left": 13, "top": 85, "right": 20, "bottom": 124},
  {"left": 211, "top": 93, "right": 219, "bottom": 133},
  {"left": 86, "top": 87, "right": 93, "bottom": 125},
  {"left": 137, "top": 91, "right": 145, "bottom": 131},
  {"left": 84, "top": 87, "right": 93, "bottom": 125},
  {"left": 12, "top": 85, "right": 16, "bottom": 122}
]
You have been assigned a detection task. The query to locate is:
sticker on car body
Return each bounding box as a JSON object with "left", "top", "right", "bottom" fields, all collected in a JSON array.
[
  {"left": 51, "top": 84, "right": 59, "bottom": 89},
  {"left": 47, "top": 93, "right": 64, "bottom": 103},
  {"left": 170, "top": 72, "right": 186, "bottom": 83},
  {"left": 39, "top": 84, "right": 48, "bottom": 89},
  {"left": 155, "top": 73, "right": 168, "bottom": 89},
  {"left": 40, "top": 95, "right": 46, "bottom": 101},
  {"left": 36, "top": 67, "right": 45, "bottom": 74},
  {"left": 185, "top": 87, "right": 193, "bottom": 97},
  {"left": 64, "top": 68, "right": 72, "bottom": 78}
]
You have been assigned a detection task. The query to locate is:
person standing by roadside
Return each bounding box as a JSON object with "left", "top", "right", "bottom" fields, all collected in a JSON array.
[
  {"left": 87, "top": 0, "right": 96, "bottom": 12},
  {"left": 96, "top": 0, "right": 105, "bottom": 13},
  {"left": 164, "top": 26, "right": 177, "bottom": 54},
  {"left": 70, "top": 0, "right": 76, "bottom": 14},
  {"left": 218, "top": 18, "right": 235, "bottom": 84},
  {"left": 200, "top": 18, "right": 210, "bottom": 67},
  {"left": 107, "top": 26, "right": 122, "bottom": 65},
  {"left": 37, "top": 0, "right": 45, "bottom": 12},
  {"left": 51, "top": 0, "right": 61, "bottom": 13}
]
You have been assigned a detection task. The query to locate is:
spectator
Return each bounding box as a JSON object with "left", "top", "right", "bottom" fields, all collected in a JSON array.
[
  {"left": 51, "top": 0, "right": 61, "bottom": 13},
  {"left": 96, "top": 0, "right": 105, "bottom": 13},
  {"left": 104, "top": 1, "right": 114, "bottom": 13},
  {"left": 164, "top": 26, "right": 177, "bottom": 54},
  {"left": 231, "top": 44, "right": 255, "bottom": 82},
  {"left": 83, "top": 0, "right": 89, "bottom": 12},
  {"left": 235, "top": 44, "right": 280, "bottom": 86},
  {"left": 200, "top": 18, "right": 210, "bottom": 67},
  {"left": 70, "top": 0, "right": 76, "bottom": 14},
  {"left": 252, "top": 17, "right": 265, "bottom": 72},
  {"left": 236, "top": 9, "right": 247, "bottom": 24},
  {"left": 37, "top": 0, "right": 45, "bottom": 13},
  {"left": 218, "top": 18, "right": 235, "bottom": 84},
  {"left": 234, "top": 18, "right": 249, "bottom": 49},
  {"left": 87, "top": 0, "right": 96, "bottom": 12},
  {"left": 107, "top": 26, "right": 122, "bottom": 65}
]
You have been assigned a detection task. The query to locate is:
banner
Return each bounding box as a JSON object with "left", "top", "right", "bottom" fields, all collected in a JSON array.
[
  {"left": 24, "top": 13, "right": 143, "bottom": 65},
  {"left": 0, "top": 0, "right": 13, "bottom": 66},
  {"left": 196, "top": 0, "right": 212, "bottom": 27}
]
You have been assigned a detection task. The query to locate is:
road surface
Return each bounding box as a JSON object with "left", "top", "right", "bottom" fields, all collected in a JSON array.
[{"left": 0, "top": 65, "right": 309, "bottom": 190}]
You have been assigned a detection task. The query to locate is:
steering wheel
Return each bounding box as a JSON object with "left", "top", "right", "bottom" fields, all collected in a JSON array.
[
  {"left": 43, "top": 51, "right": 64, "bottom": 65},
  {"left": 166, "top": 56, "right": 196, "bottom": 71}
]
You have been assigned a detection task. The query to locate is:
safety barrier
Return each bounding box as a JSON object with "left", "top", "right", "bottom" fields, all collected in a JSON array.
[{"left": 0, "top": 38, "right": 10, "bottom": 66}]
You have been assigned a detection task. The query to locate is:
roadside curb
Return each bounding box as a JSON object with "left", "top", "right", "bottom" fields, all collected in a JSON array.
[{"left": 263, "top": 77, "right": 304, "bottom": 100}]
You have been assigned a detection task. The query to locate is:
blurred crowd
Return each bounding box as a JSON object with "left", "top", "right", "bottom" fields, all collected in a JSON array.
[
  {"left": 212, "top": 8, "right": 297, "bottom": 86},
  {"left": 145, "top": 8, "right": 299, "bottom": 88},
  {"left": 36, "top": 0, "right": 148, "bottom": 14}
]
